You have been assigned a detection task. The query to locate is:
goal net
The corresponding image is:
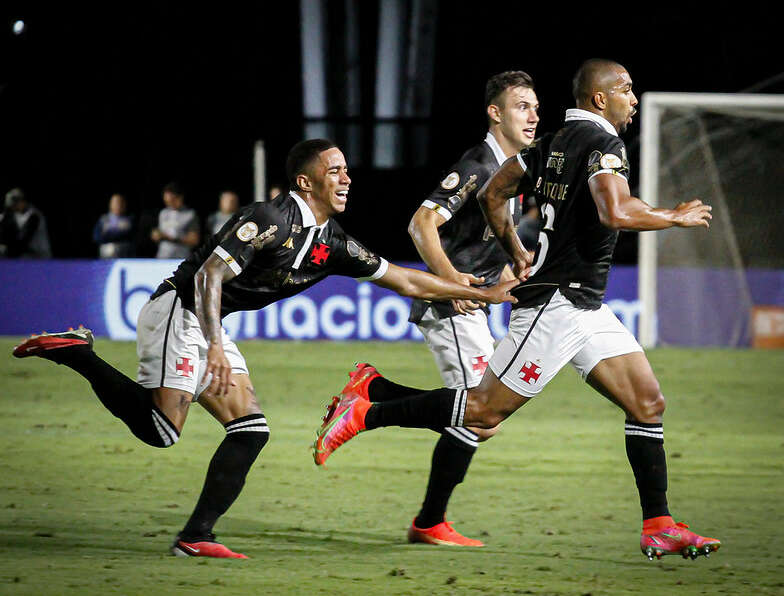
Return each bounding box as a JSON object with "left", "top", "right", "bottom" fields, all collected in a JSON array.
[{"left": 638, "top": 93, "right": 784, "bottom": 347}]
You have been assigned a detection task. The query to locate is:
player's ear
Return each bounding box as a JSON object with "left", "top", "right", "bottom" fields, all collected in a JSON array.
[
  {"left": 487, "top": 103, "right": 502, "bottom": 124},
  {"left": 296, "top": 173, "right": 312, "bottom": 193},
  {"left": 592, "top": 91, "right": 607, "bottom": 110}
]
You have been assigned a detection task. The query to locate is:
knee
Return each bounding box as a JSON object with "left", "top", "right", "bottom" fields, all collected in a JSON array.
[
  {"left": 471, "top": 424, "right": 500, "bottom": 442},
  {"left": 633, "top": 380, "right": 665, "bottom": 422},
  {"left": 466, "top": 389, "right": 506, "bottom": 429}
]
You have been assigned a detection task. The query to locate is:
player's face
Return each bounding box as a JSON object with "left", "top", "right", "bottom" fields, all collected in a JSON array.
[
  {"left": 498, "top": 86, "right": 540, "bottom": 149},
  {"left": 606, "top": 69, "right": 638, "bottom": 133},
  {"left": 309, "top": 148, "right": 351, "bottom": 216}
]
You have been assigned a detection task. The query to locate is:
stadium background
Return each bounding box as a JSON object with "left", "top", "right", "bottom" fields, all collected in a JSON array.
[{"left": 0, "top": 4, "right": 781, "bottom": 264}]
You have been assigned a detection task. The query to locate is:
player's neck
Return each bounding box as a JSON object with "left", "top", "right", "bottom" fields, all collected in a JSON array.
[{"left": 488, "top": 128, "right": 520, "bottom": 159}]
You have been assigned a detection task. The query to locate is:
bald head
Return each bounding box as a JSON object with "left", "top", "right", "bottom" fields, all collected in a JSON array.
[{"left": 572, "top": 59, "right": 627, "bottom": 107}]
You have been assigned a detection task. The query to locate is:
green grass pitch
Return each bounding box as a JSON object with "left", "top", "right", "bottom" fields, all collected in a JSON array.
[{"left": 1, "top": 338, "right": 783, "bottom": 595}]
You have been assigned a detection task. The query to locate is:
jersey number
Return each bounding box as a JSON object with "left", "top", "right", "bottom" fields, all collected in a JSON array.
[{"left": 529, "top": 203, "right": 555, "bottom": 276}]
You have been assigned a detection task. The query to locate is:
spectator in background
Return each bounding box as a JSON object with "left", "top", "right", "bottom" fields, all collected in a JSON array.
[
  {"left": 0, "top": 187, "right": 52, "bottom": 258},
  {"left": 151, "top": 182, "right": 200, "bottom": 259},
  {"left": 205, "top": 190, "right": 240, "bottom": 236},
  {"left": 93, "top": 193, "right": 135, "bottom": 258}
]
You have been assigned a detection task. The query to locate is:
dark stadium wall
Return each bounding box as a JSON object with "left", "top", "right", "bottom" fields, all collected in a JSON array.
[{"left": 0, "top": 4, "right": 779, "bottom": 260}]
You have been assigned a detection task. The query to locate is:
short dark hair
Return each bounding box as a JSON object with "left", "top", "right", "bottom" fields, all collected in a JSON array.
[
  {"left": 485, "top": 71, "right": 535, "bottom": 108},
  {"left": 286, "top": 139, "right": 337, "bottom": 191},
  {"left": 162, "top": 181, "right": 185, "bottom": 196},
  {"left": 572, "top": 58, "right": 623, "bottom": 104}
]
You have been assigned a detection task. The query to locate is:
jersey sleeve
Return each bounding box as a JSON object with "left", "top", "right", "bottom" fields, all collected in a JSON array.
[
  {"left": 586, "top": 136, "right": 630, "bottom": 181},
  {"left": 333, "top": 233, "right": 389, "bottom": 281},
  {"left": 420, "top": 159, "right": 493, "bottom": 221},
  {"left": 212, "top": 203, "right": 285, "bottom": 275}
]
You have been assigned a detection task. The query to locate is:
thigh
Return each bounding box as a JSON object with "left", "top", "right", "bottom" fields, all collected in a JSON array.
[
  {"left": 418, "top": 310, "right": 495, "bottom": 389},
  {"left": 488, "top": 291, "right": 586, "bottom": 398},
  {"left": 198, "top": 373, "right": 262, "bottom": 425},
  {"left": 585, "top": 351, "right": 662, "bottom": 422}
]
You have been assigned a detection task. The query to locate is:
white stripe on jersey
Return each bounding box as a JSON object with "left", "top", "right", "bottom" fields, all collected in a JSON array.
[
  {"left": 356, "top": 258, "right": 389, "bottom": 282},
  {"left": 213, "top": 245, "right": 243, "bottom": 275},
  {"left": 421, "top": 200, "right": 453, "bottom": 221}
]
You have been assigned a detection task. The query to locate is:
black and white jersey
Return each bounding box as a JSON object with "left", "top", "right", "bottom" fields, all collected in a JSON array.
[
  {"left": 167, "top": 191, "right": 388, "bottom": 317},
  {"left": 410, "top": 132, "right": 528, "bottom": 323},
  {"left": 514, "top": 109, "right": 630, "bottom": 310}
]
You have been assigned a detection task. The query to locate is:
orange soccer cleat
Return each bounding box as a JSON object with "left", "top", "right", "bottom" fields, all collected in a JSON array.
[
  {"left": 312, "top": 393, "right": 370, "bottom": 466},
  {"left": 407, "top": 519, "right": 484, "bottom": 547},
  {"left": 342, "top": 362, "right": 381, "bottom": 402},
  {"left": 171, "top": 534, "right": 248, "bottom": 559}
]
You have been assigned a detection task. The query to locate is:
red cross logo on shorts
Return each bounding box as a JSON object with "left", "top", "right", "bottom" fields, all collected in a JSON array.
[
  {"left": 519, "top": 360, "right": 542, "bottom": 384},
  {"left": 310, "top": 243, "right": 330, "bottom": 265},
  {"left": 176, "top": 357, "right": 194, "bottom": 378},
  {"left": 471, "top": 355, "right": 489, "bottom": 375}
]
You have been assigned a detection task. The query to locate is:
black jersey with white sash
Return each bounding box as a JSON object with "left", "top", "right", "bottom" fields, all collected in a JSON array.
[
  {"left": 513, "top": 109, "right": 630, "bottom": 310},
  {"left": 166, "top": 192, "right": 388, "bottom": 317}
]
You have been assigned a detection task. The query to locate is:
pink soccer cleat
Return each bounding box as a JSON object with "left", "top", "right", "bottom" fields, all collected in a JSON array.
[{"left": 641, "top": 521, "right": 721, "bottom": 560}]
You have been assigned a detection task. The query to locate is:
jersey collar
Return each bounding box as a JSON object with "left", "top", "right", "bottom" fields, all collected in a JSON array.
[
  {"left": 564, "top": 108, "right": 618, "bottom": 137},
  {"left": 289, "top": 190, "right": 329, "bottom": 236},
  {"left": 484, "top": 131, "right": 508, "bottom": 166}
]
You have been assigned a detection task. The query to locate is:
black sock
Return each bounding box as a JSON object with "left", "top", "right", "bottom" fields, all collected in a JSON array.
[
  {"left": 415, "top": 430, "right": 477, "bottom": 528},
  {"left": 625, "top": 421, "right": 670, "bottom": 520},
  {"left": 49, "top": 345, "right": 179, "bottom": 447},
  {"left": 364, "top": 388, "right": 463, "bottom": 431},
  {"left": 181, "top": 414, "right": 270, "bottom": 541},
  {"left": 367, "top": 377, "right": 428, "bottom": 402}
]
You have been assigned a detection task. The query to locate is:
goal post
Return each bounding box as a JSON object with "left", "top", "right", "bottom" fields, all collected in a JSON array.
[{"left": 638, "top": 92, "right": 784, "bottom": 347}]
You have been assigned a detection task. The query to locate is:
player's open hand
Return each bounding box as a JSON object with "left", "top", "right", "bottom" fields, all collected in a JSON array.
[
  {"left": 673, "top": 199, "right": 712, "bottom": 228},
  {"left": 203, "top": 343, "right": 235, "bottom": 397},
  {"left": 480, "top": 278, "right": 519, "bottom": 305}
]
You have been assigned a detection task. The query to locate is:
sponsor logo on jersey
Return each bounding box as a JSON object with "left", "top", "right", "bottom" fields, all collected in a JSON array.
[
  {"left": 236, "top": 222, "right": 259, "bottom": 242},
  {"left": 600, "top": 153, "right": 623, "bottom": 169},
  {"left": 346, "top": 240, "right": 379, "bottom": 266},
  {"left": 291, "top": 224, "right": 303, "bottom": 234},
  {"left": 250, "top": 224, "right": 278, "bottom": 249},
  {"left": 282, "top": 237, "right": 295, "bottom": 249},
  {"left": 440, "top": 171, "right": 460, "bottom": 190}
]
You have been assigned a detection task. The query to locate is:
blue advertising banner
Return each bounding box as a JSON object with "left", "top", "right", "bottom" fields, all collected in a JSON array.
[{"left": 1, "top": 259, "right": 781, "bottom": 345}]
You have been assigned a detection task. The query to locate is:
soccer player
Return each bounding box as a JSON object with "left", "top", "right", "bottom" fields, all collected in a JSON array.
[
  {"left": 314, "top": 60, "right": 722, "bottom": 560},
  {"left": 13, "top": 139, "right": 517, "bottom": 559},
  {"left": 400, "top": 71, "right": 539, "bottom": 546}
]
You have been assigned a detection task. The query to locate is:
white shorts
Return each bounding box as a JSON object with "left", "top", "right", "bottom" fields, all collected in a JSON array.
[
  {"left": 136, "top": 290, "right": 249, "bottom": 400},
  {"left": 417, "top": 308, "right": 496, "bottom": 389},
  {"left": 489, "top": 289, "right": 642, "bottom": 397}
]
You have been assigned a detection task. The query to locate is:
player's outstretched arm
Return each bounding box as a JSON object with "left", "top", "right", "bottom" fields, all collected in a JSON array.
[
  {"left": 194, "top": 254, "right": 238, "bottom": 397},
  {"left": 477, "top": 157, "right": 533, "bottom": 280},
  {"left": 589, "top": 174, "right": 712, "bottom": 231},
  {"left": 373, "top": 263, "right": 517, "bottom": 306},
  {"left": 408, "top": 174, "right": 485, "bottom": 315}
]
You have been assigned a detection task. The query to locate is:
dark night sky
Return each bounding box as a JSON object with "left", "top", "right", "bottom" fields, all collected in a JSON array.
[{"left": 1, "top": 4, "right": 781, "bottom": 261}]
